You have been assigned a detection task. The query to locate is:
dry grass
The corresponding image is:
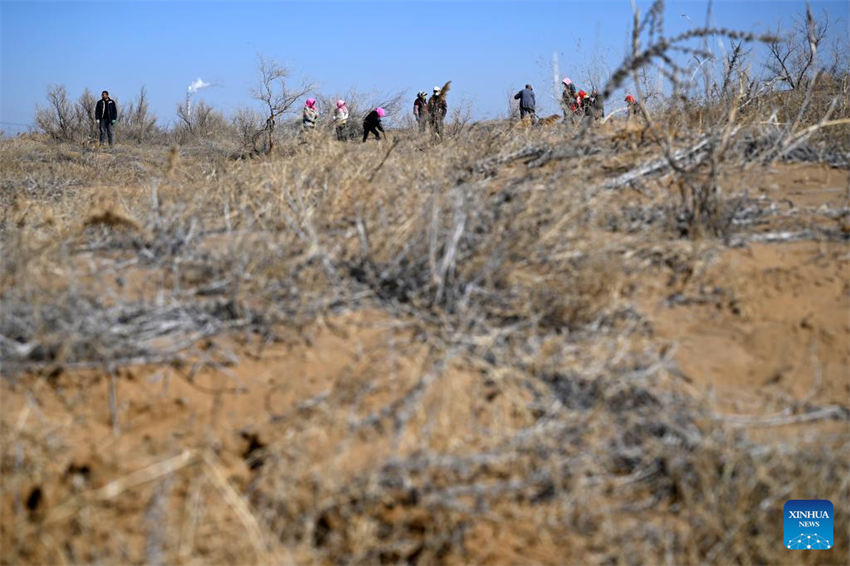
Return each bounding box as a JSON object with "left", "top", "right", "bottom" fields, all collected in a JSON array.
[
  {"left": 2, "top": 7, "right": 850, "bottom": 561},
  {"left": 2, "top": 110, "right": 848, "bottom": 564}
]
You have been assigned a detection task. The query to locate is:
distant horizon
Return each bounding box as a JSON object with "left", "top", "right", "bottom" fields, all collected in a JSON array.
[{"left": 2, "top": 0, "right": 848, "bottom": 136}]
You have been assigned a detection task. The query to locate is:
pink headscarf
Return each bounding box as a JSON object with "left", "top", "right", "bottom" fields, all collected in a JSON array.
[
  {"left": 336, "top": 100, "right": 346, "bottom": 108},
  {"left": 376, "top": 107, "right": 386, "bottom": 117},
  {"left": 305, "top": 98, "right": 316, "bottom": 109},
  {"left": 563, "top": 77, "right": 572, "bottom": 86}
]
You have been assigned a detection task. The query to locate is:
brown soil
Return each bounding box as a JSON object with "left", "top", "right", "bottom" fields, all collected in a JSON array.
[
  {"left": 644, "top": 241, "right": 849, "bottom": 411},
  {"left": 640, "top": 164, "right": 849, "bottom": 415},
  {"left": 2, "top": 162, "right": 848, "bottom": 564}
]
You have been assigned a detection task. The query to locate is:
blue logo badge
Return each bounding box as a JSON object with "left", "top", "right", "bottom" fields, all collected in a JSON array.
[{"left": 784, "top": 499, "right": 833, "bottom": 550}]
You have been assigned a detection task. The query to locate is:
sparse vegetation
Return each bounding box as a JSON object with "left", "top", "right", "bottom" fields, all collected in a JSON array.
[{"left": 2, "top": 1, "right": 849, "bottom": 564}]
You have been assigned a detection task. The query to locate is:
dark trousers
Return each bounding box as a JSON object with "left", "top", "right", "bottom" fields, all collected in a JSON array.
[
  {"left": 520, "top": 107, "right": 536, "bottom": 120},
  {"left": 99, "top": 120, "right": 114, "bottom": 146},
  {"left": 362, "top": 125, "right": 382, "bottom": 142}
]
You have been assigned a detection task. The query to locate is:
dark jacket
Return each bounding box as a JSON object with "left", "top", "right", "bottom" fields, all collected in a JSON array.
[
  {"left": 95, "top": 98, "right": 118, "bottom": 121},
  {"left": 514, "top": 88, "right": 535, "bottom": 110},
  {"left": 413, "top": 97, "right": 427, "bottom": 119},
  {"left": 427, "top": 95, "right": 447, "bottom": 121},
  {"left": 363, "top": 110, "right": 385, "bottom": 132}
]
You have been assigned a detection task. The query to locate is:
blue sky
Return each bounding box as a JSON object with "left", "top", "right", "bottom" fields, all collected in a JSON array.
[{"left": 1, "top": 0, "right": 848, "bottom": 133}]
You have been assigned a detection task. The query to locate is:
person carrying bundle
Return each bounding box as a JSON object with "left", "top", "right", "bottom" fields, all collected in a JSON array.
[{"left": 428, "top": 82, "right": 450, "bottom": 139}]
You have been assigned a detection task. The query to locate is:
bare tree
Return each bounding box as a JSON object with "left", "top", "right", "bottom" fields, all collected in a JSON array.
[
  {"left": 251, "top": 56, "right": 313, "bottom": 154},
  {"left": 823, "top": 32, "right": 850, "bottom": 79},
  {"left": 176, "top": 99, "right": 226, "bottom": 142},
  {"left": 75, "top": 88, "right": 98, "bottom": 141},
  {"left": 766, "top": 5, "right": 829, "bottom": 90},
  {"left": 231, "top": 106, "right": 266, "bottom": 151},
  {"left": 446, "top": 97, "right": 474, "bottom": 136},
  {"left": 123, "top": 86, "right": 158, "bottom": 144},
  {"left": 176, "top": 101, "right": 192, "bottom": 133},
  {"left": 35, "top": 84, "right": 76, "bottom": 141}
]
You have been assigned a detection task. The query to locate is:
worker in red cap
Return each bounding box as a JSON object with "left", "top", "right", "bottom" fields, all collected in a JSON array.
[
  {"left": 577, "top": 90, "right": 589, "bottom": 115},
  {"left": 625, "top": 94, "right": 640, "bottom": 118}
]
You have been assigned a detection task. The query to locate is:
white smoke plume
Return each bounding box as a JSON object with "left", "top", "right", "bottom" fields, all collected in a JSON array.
[{"left": 187, "top": 78, "right": 211, "bottom": 94}]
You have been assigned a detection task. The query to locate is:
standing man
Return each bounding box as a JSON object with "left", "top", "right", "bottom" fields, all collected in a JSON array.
[
  {"left": 514, "top": 84, "right": 536, "bottom": 122},
  {"left": 95, "top": 90, "right": 117, "bottom": 147},
  {"left": 427, "top": 84, "right": 448, "bottom": 139},
  {"left": 413, "top": 91, "right": 428, "bottom": 133}
]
